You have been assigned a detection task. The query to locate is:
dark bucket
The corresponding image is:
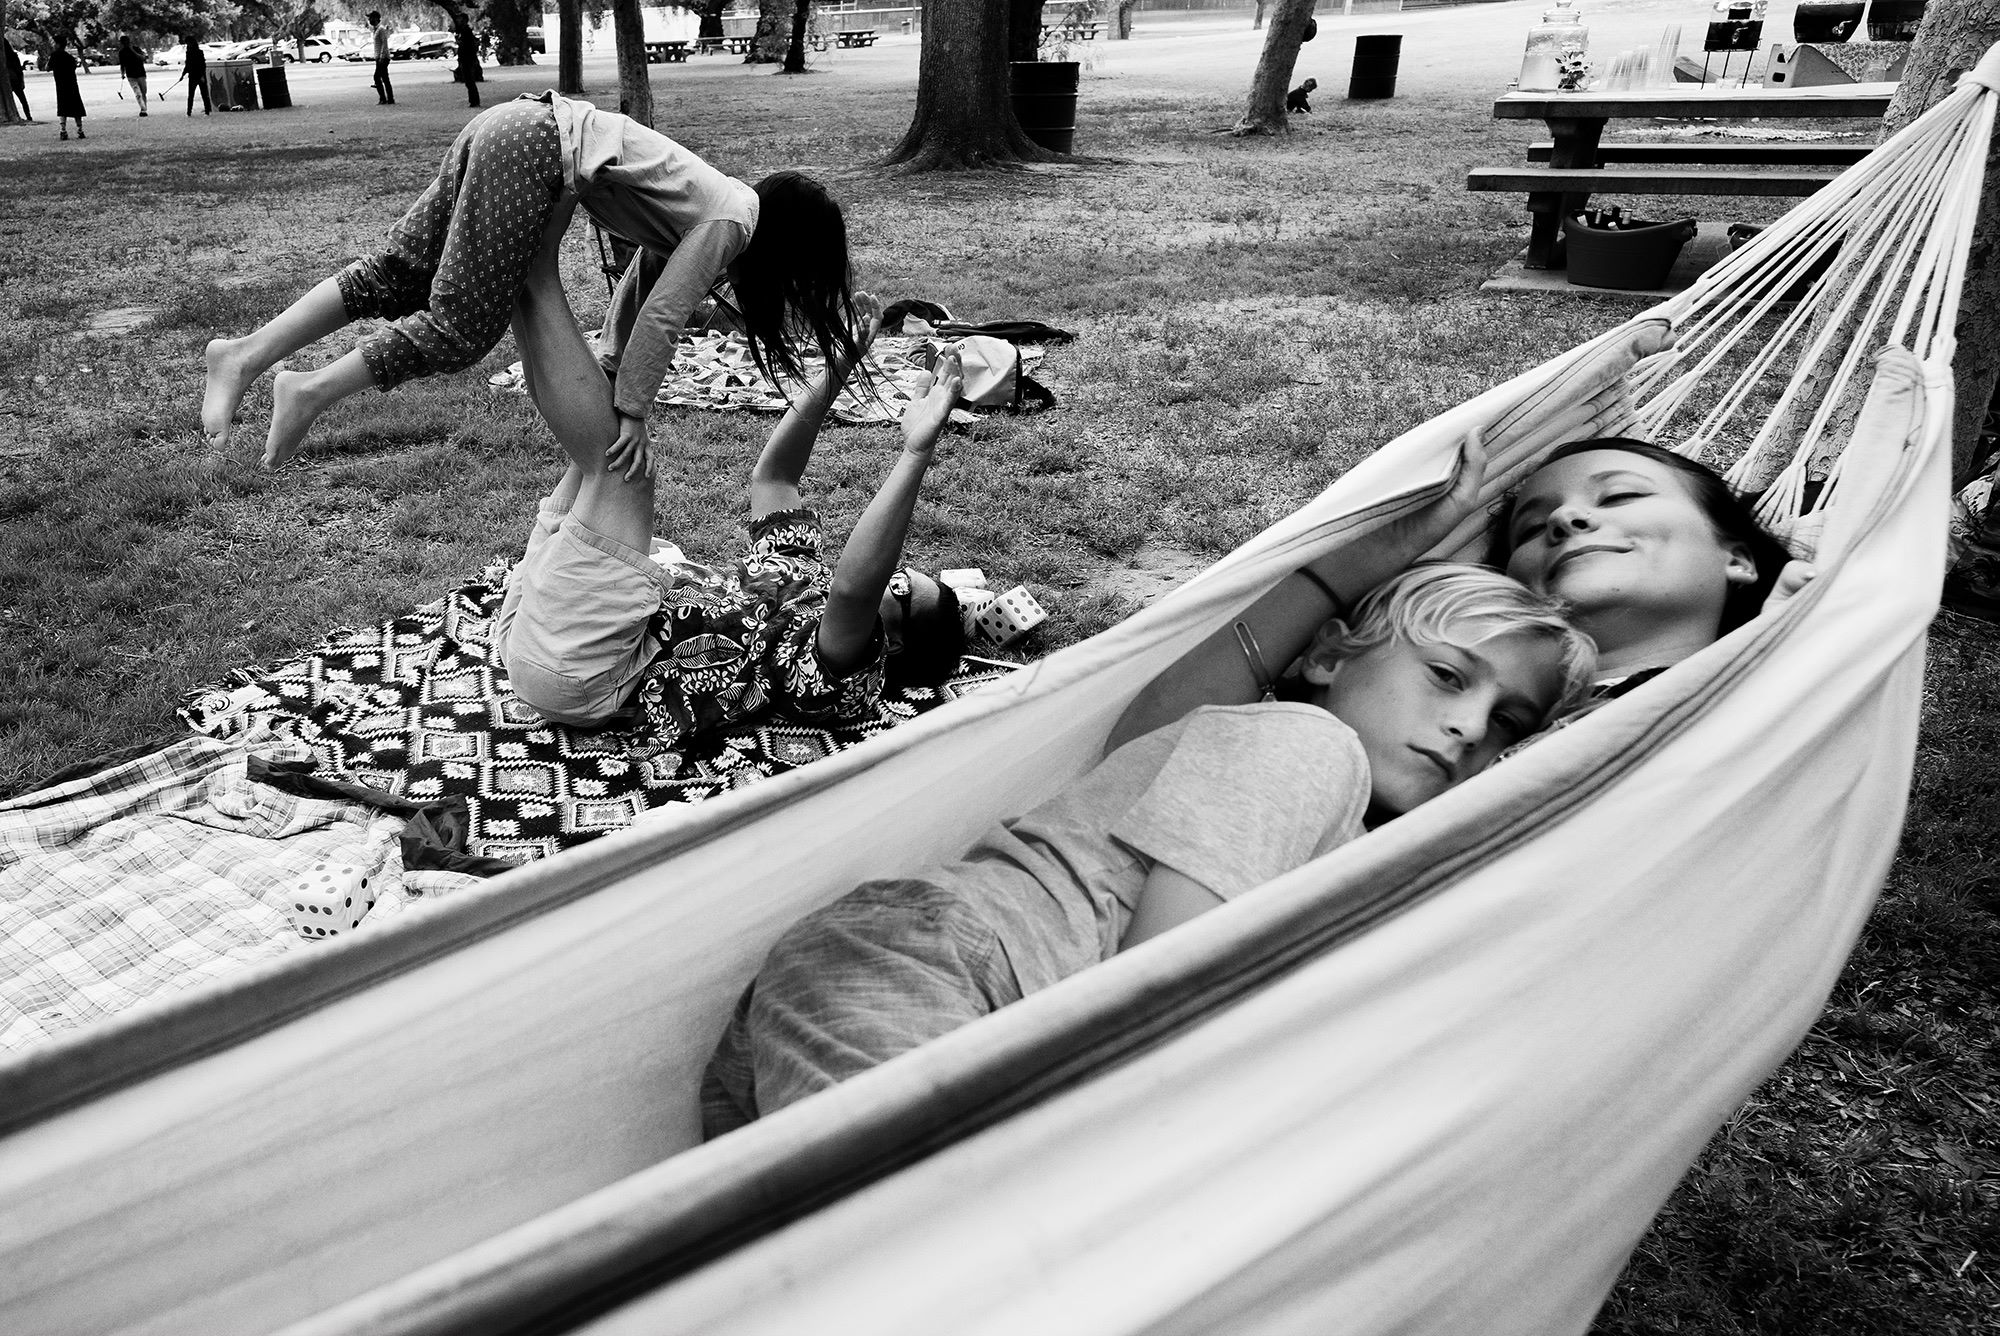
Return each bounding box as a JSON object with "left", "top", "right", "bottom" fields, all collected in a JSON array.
[
  {"left": 1348, "top": 33, "right": 1402, "bottom": 99},
  {"left": 1792, "top": 0, "right": 1864, "bottom": 43},
  {"left": 1011, "top": 60, "right": 1078, "bottom": 154},
  {"left": 1866, "top": 0, "right": 1926, "bottom": 41},
  {"left": 1563, "top": 214, "right": 1698, "bottom": 290}
]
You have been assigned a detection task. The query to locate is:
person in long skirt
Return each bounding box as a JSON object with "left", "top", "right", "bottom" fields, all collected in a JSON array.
[
  {"left": 3, "top": 39, "right": 32, "bottom": 122},
  {"left": 453, "top": 15, "right": 482, "bottom": 108},
  {"left": 52, "top": 35, "right": 85, "bottom": 140}
]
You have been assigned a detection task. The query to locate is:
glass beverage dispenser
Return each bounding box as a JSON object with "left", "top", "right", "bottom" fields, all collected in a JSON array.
[{"left": 1520, "top": 0, "right": 1589, "bottom": 92}]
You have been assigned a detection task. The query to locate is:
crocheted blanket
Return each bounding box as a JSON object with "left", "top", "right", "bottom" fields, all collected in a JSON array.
[{"left": 180, "top": 574, "right": 1017, "bottom": 862}]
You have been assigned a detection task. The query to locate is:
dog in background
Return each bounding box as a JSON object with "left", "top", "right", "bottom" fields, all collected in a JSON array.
[{"left": 1286, "top": 77, "right": 1318, "bottom": 113}]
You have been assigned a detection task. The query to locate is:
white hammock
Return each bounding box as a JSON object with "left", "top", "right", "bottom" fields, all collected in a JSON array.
[{"left": 3, "top": 45, "right": 1994, "bottom": 1336}]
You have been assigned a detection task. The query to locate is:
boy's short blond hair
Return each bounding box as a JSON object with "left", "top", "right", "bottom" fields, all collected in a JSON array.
[{"left": 1310, "top": 563, "right": 1597, "bottom": 719}]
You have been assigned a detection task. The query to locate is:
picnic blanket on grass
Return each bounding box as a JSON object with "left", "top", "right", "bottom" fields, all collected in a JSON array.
[
  {"left": 179, "top": 572, "right": 1019, "bottom": 862},
  {"left": 0, "top": 736, "right": 486, "bottom": 1051}
]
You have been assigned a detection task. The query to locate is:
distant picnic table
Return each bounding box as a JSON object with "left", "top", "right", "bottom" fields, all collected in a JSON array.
[
  {"left": 836, "top": 29, "right": 878, "bottom": 48},
  {"left": 644, "top": 39, "right": 689, "bottom": 63},
  {"left": 1042, "top": 20, "right": 1105, "bottom": 41}
]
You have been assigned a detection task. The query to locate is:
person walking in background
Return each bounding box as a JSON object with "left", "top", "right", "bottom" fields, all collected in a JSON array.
[
  {"left": 118, "top": 35, "right": 149, "bottom": 115},
  {"left": 3, "top": 38, "right": 31, "bottom": 122},
  {"left": 51, "top": 34, "right": 85, "bottom": 140},
  {"left": 453, "top": 14, "right": 482, "bottom": 107},
  {"left": 370, "top": 11, "right": 394, "bottom": 105},
  {"left": 182, "top": 33, "right": 210, "bottom": 115}
]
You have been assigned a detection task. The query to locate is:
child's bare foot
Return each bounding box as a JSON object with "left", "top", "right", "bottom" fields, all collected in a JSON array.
[
  {"left": 201, "top": 337, "right": 258, "bottom": 448},
  {"left": 264, "top": 369, "right": 326, "bottom": 468}
]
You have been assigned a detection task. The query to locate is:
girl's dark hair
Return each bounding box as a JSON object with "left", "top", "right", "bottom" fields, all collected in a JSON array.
[
  {"left": 732, "top": 171, "right": 864, "bottom": 393},
  {"left": 884, "top": 579, "right": 965, "bottom": 691},
  {"left": 1485, "top": 437, "right": 1795, "bottom": 636}
]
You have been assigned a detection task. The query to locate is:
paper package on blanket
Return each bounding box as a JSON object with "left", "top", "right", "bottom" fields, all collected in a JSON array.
[{"left": 284, "top": 859, "right": 377, "bottom": 939}]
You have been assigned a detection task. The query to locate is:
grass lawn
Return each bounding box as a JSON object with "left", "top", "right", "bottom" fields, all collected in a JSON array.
[{"left": 0, "top": 2, "right": 1994, "bottom": 1329}]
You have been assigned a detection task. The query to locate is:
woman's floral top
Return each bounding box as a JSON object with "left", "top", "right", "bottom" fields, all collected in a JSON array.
[{"left": 635, "top": 507, "right": 885, "bottom": 749}]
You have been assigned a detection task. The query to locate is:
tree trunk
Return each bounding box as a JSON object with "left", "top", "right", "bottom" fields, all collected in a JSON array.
[
  {"left": 612, "top": 0, "right": 654, "bottom": 125},
  {"left": 1888, "top": 0, "right": 2000, "bottom": 490},
  {"left": 1235, "top": 0, "right": 1315, "bottom": 135},
  {"left": 697, "top": 0, "right": 727, "bottom": 40},
  {"left": 883, "top": 0, "right": 1049, "bottom": 171},
  {"left": 487, "top": 0, "right": 535, "bottom": 66},
  {"left": 557, "top": 0, "right": 583, "bottom": 94},
  {"left": 1114, "top": 0, "right": 1139, "bottom": 40},
  {"left": 1009, "top": 0, "right": 1044, "bottom": 60},
  {"left": 751, "top": 0, "right": 789, "bottom": 62},
  {"left": 1254, "top": 0, "right": 1267, "bottom": 31},
  {"left": 783, "top": 0, "right": 812, "bottom": 73},
  {"left": 2, "top": 0, "right": 20, "bottom": 129}
]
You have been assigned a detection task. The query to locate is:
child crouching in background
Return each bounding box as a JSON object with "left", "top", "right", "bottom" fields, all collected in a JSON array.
[{"left": 702, "top": 563, "right": 1596, "bottom": 1135}]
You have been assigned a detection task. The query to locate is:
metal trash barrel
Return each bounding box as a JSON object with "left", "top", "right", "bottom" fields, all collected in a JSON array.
[
  {"left": 255, "top": 64, "right": 292, "bottom": 109},
  {"left": 1010, "top": 60, "right": 1078, "bottom": 154},
  {"left": 1348, "top": 33, "right": 1403, "bottom": 99}
]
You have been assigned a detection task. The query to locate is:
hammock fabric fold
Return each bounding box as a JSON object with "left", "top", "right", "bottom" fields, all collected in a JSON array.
[{"left": 1, "top": 43, "right": 1992, "bottom": 1336}]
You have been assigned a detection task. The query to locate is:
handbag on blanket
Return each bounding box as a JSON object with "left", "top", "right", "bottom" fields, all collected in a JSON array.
[{"left": 955, "top": 334, "right": 1057, "bottom": 412}]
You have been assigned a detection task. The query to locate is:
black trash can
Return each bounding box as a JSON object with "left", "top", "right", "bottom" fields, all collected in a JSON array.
[
  {"left": 1348, "top": 33, "right": 1402, "bottom": 100},
  {"left": 1011, "top": 60, "right": 1079, "bottom": 154},
  {"left": 256, "top": 64, "right": 292, "bottom": 109}
]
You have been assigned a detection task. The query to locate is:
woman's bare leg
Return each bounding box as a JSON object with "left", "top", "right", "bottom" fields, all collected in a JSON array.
[
  {"left": 509, "top": 221, "right": 655, "bottom": 556},
  {"left": 203, "top": 277, "right": 352, "bottom": 451}
]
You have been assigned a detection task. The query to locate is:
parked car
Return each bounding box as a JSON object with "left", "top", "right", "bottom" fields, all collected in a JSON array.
[
  {"left": 526, "top": 26, "right": 545, "bottom": 54},
  {"left": 227, "top": 39, "right": 292, "bottom": 63},
  {"left": 149, "top": 44, "right": 185, "bottom": 68},
  {"left": 388, "top": 29, "right": 452, "bottom": 60},
  {"left": 295, "top": 36, "right": 346, "bottom": 62}
]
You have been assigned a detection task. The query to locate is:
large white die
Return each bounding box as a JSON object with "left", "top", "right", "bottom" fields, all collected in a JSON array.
[
  {"left": 975, "top": 585, "right": 1048, "bottom": 648},
  {"left": 284, "top": 860, "right": 376, "bottom": 940}
]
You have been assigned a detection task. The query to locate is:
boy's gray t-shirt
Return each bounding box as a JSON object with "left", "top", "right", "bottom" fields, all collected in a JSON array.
[{"left": 927, "top": 702, "right": 1371, "bottom": 994}]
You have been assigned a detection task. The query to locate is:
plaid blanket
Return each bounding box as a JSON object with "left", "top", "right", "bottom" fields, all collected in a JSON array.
[
  {"left": 181, "top": 572, "right": 1017, "bottom": 862},
  {"left": 0, "top": 736, "right": 479, "bottom": 1051}
]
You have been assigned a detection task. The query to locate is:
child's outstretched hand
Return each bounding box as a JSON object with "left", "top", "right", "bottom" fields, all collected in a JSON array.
[
  {"left": 902, "top": 347, "right": 962, "bottom": 459},
  {"left": 851, "top": 290, "right": 885, "bottom": 351}
]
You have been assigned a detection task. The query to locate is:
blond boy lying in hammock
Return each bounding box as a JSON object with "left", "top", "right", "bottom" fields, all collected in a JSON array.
[{"left": 702, "top": 562, "right": 1596, "bottom": 1134}]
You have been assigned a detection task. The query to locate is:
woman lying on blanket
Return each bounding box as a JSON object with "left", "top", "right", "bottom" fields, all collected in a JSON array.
[
  {"left": 701, "top": 564, "right": 1596, "bottom": 1134},
  {"left": 202, "top": 91, "right": 864, "bottom": 469},
  {"left": 1107, "top": 434, "right": 1816, "bottom": 750},
  {"left": 492, "top": 227, "right": 966, "bottom": 745}
]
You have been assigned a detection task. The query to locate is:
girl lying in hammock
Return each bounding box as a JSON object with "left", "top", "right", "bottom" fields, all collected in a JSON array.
[
  {"left": 1108, "top": 434, "right": 1814, "bottom": 750},
  {"left": 494, "top": 229, "right": 966, "bottom": 744},
  {"left": 701, "top": 564, "right": 1596, "bottom": 1135},
  {"left": 201, "top": 92, "right": 864, "bottom": 470}
]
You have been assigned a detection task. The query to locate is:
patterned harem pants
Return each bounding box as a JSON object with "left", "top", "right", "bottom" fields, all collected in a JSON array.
[{"left": 336, "top": 97, "right": 565, "bottom": 392}]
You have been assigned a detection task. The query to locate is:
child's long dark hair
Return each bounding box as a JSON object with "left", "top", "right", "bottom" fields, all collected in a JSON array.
[
  {"left": 732, "top": 172, "right": 865, "bottom": 392},
  {"left": 1485, "top": 438, "right": 1795, "bottom": 636}
]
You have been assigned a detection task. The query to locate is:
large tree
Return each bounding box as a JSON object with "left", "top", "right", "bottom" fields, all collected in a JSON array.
[
  {"left": 1112, "top": 0, "right": 1138, "bottom": 39},
  {"left": 1887, "top": 0, "right": 2000, "bottom": 490},
  {"left": 884, "top": 0, "right": 1051, "bottom": 171},
  {"left": 555, "top": 0, "right": 579, "bottom": 92},
  {"left": 1233, "top": 0, "right": 1314, "bottom": 135},
  {"left": 483, "top": 0, "right": 535, "bottom": 65},
  {"left": 610, "top": 0, "right": 650, "bottom": 124},
  {"left": 2, "top": 0, "right": 18, "bottom": 127}
]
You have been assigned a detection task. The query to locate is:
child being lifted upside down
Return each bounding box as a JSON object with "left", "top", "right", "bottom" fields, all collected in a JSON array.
[
  {"left": 201, "top": 91, "right": 864, "bottom": 470},
  {"left": 497, "top": 222, "right": 968, "bottom": 743}
]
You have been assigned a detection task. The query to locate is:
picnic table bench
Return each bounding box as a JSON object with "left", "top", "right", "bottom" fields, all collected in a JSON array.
[
  {"left": 644, "top": 39, "right": 689, "bottom": 63},
  {"left": 1042, "top": 21, "right": 1105, "bottom": 41},
  {"left": 836, "top": 29, "right": 878, "bottom": 48},
  {"left": 695, "top": 35, "right": 724, "bottom": 54},
  {"left": 1471, "top": 86, "right": 1891, "bottom": 269}
]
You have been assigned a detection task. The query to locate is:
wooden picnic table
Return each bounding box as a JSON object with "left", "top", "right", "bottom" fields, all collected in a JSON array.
[
  {"left": 835, "top": 29, "right": 878, "bottom": 48},
  {"left": 722, "top": 34, "right": 754, "bottom": 54},
  {"left": 644, "top": 39, "right": 689, "bottom": 63},
  {"left": 1041, "top": 21, "right": 1105, "bottom": 41},
  {"left": 1472, "top": 85, "right": 1892, "bottom": 268}
]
